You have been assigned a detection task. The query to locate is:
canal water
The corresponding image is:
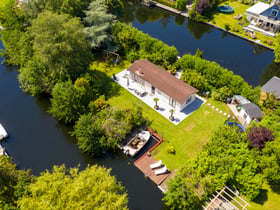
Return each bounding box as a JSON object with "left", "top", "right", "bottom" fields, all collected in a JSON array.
[
  {"left": 123, "top": 0, "right": 280, "bottom": 86},
  {"left": 1, "top": 1, "right": 280, "bottom": 209},
  {"left": 0, "top": 45, "right": 164, "bottom": 209}
]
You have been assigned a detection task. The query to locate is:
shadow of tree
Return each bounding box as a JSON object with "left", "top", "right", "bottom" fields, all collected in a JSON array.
[
  {"left": 252, "top": 189, "right": 268, "bottom": 205},
  {"left": 270, "top": 184, "right": 280, "bottom": 194},
  {"left": 90, "top": 70, "right": 121, "bottom": 99}
]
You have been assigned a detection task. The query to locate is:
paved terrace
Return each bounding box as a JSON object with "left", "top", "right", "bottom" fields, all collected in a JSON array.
[{"left": 115, "top": 70, "right": 206, "bottom": 125}]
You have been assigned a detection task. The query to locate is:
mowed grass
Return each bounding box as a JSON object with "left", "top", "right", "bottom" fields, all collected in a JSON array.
[
  {"left": 210, "top": 1, "right": 276, "bottom": 48},
  {"left": 211, "top": 2, "right": 249, "bottom": 29},
  {"left": 93, "top": 61, "right": 230, "bottom": 170},
  {"left": 248, "top": 183, "right": 280, "bottom": 210}
]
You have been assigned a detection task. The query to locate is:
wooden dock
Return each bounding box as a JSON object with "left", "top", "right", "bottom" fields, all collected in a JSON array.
[{"left": 134, "top": 128, "right": 170, "bottom": 186}]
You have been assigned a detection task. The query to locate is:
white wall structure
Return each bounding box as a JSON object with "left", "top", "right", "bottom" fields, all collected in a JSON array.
[{"left": 127, "top": 60, "right": 198, "bottom": 112}]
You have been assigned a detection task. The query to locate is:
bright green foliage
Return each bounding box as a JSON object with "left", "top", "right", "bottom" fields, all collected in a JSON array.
[
  {"left": 18, "top": 11, "right": 92, "bottom": 95},
  {"left": 73, "top": 107, "right": 146, "bottom": 157},
  {"left": 18, "top": 165, "right": 128, "bottom": 210},
  {"left": 112, "top": 22, "right": 178, "bottom": 68},
  {"left": 175, "top": 0, "right": 187, "bottom": 11},
  {"left": 274, "top": 33, "right": 280, "bottom": 63},
  {"left": 22, "top": 0, "right": 92, "bottom": 19},
  {"left": 0, "top": 0, "right": 26, "bottom": 65},
  {"left": 49, "top": 81, "right": 87, "bottom": 123},
  {"left": 164, "top": 125, "right": 265, "bottom": 209},
  {"left": 89, "top": 95, "right": 108, "bottom": 113},
  {"left": 0, "top": 156, "right": 32, "bottom": 209},
  {"left": 179, "top": 54, "right": 260, "bottom": 103},
  {"left": 83, "top": 0, "right": 116, "bottom": 49}
]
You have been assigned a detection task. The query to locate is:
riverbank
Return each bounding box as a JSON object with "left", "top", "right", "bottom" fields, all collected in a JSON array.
[{"left": 147, "top": 1, "right": 274, "bottom": 51}]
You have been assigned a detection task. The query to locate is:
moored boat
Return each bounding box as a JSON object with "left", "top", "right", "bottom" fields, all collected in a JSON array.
[
  {"left": 122, "top": 131, "right": 150, "bottom": 157},
  {"left": 0, "top": 123, "right": 8, "bottom": 141}
]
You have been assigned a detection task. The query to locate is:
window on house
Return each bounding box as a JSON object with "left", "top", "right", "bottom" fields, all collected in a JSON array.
[{"left": 243, "top": 113, "right": 247, "bottom": 120}]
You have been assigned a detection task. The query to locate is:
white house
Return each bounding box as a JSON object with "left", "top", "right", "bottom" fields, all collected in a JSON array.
[
  {"left": 240, "top": 103, "right": 263, "bottom": 125},
  {"left": 231, "top": 95, "right": 263, "bottom": 125},
  {"left": 245, "top": 1, "right": 280, "bottom": 36},
  {"left": 127, "top": 59, "right": 198, "bottom": 111}
]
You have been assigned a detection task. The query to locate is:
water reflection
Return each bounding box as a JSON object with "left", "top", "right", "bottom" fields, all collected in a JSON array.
[
  {"left": 121, "top": 0, "right": 276, "bottom": 86},
  {"left": 261, "top": 61, "right": 280, "bottom": 85}
]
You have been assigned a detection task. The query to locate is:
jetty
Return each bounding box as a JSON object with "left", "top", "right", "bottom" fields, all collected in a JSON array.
[
  {"left": 143, "top": 0, "right": 189, "bottom": 18},
  {"left": 134, "top": 128, "right": 173, "bottom": 192}
]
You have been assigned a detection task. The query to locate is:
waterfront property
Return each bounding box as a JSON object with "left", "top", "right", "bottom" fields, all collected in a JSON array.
[
  {"left": 245, "top": 1, "right": 280, "bottom": 36},
  {"left": 127, "top": 60, "right": 199, "bottom": 112},
  {"left": 261, "top": 76, "right": 280, "bottom": 99},
  {"left": 114, "top": 60, "right": 204, "bottom": 125}
]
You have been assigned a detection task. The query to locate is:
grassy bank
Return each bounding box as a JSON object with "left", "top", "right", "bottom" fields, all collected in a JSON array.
[{"left": 210, "top": 1, "right": 276, "bottom": 49}]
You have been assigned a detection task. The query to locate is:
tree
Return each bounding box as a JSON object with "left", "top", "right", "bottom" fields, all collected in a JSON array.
[
  {"left": 195, "top": 0, "right": 210, "bottom": 15},
  {"left": 247, "top": 125, "right": 275, "bottom": 150},
  {"left": 18, "top": 11, "right": 92, "bottom": 95},
  {"left": 22, "top": 0, "right": 92, "bottom": 19},
  {"left": 83, "top": 0, "right": 116, "bottom": 49},
  {"left": 73, "top": 112, "right": 106, "bottom": 156},
  {"left": 153, "top": 98, "right": 159, "bottom": 109},
  {"left": 274, "top": 33, "right": 280, "bottom": 63},
  {"left": 175, "top": 0, "right": 187, "bottom": 11},
  {"left": 18, "top": 165, "right": 128, "bottom": 209},
  {"left": 0, "top": 156, "right": 32, "bottom": 208},
  {"left": 49, "top": 80, "right": 92, "bottom": 123}
]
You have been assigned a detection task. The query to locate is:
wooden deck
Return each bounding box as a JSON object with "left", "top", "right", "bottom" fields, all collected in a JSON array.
[
  {"left": 135, "top": 153, "right": 170, "bottom": 185},
  {"left": 134, "top": 128, "right": 170, "bottom": 186}
]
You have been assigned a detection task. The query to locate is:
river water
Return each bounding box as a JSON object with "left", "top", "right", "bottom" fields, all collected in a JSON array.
[
  {"left": 1, "top": 1, "right": 280, "bottom": 209},
  {"left": 122, "top": 0, "right": 280, "bottom": 86}
]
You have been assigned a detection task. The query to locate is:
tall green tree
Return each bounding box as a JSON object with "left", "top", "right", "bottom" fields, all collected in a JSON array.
[
  {"left": 18, "top": 165, "right": 128, "bottom": 210},
  {"left": 22, "top": 0, "right": 92, "bottom": 19},
  {"left": 0, "top": 156, "right": 32, "bottom": 209},
  {"left": 18, "top": 11, "right": 92, "bottom": 95},
  {"left": 83, "top": 0, "right": 116, "bottom": 49}
]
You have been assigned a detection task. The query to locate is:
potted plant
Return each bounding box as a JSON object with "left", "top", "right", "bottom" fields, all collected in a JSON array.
[
  {"left": 153, "top": 98, "right": 159, "bottom": 110},
  {"left": 169, "top": 109, "right": 174, "bottom": 121}
]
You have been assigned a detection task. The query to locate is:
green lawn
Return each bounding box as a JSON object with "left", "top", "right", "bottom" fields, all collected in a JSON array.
[
  {"left": 248, "top": 183, "right": 280, "bottom": 210},
  {"left": 93, "top": 61, "right": 230, "bottom": 171},
  {"left": 210, "top": 1, "right": 276, "bottom": 48}
]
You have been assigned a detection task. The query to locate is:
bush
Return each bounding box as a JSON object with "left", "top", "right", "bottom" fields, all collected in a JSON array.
[
  {"left": 224, "top": 23, "right": 231, "bottom": 31},
  {"left": 267, "top": 40, "right": 273, "bottom": 45},
  {"left": 167, "top": 145, "right": 176, "bottom": 154}
]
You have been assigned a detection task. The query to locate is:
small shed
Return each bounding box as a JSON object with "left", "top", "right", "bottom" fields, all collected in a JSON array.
[
  {"left": 261, "top": 76, "right": 280, "bottom": 99},
  {"left": 240, "top": 103, "right": 263, "bottom": 125}
]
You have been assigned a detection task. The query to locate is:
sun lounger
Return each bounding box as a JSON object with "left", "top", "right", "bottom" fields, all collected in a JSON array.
[
  {"left": 150, "top": 160, "right": 162, "bottom": 169},
  {"left": 155, "top": 166, "right": 168, "bottom": 175}
]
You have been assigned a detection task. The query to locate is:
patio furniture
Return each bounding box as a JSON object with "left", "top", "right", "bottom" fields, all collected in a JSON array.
[
  {"left": 155, "top": 166, "right": 168, "bottom": 175},
  {"left": 150, "top": 160, "right": 162, "bottom": 169}
]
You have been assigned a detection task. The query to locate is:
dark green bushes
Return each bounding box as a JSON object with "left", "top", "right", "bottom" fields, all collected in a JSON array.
[
  {"left": 112, "top": 22, "right": 178, "bottom": 69},
  {"left": 179, "top": 54, "right": 260, "bottom": 103}
]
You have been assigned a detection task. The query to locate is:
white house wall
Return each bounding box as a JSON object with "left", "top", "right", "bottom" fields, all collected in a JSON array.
[
  {"left": 129, "top": 72, "right": 195, "bottom": 112},
  {"left": 239, "top": 108, "right": 252, "bottom": 125}
]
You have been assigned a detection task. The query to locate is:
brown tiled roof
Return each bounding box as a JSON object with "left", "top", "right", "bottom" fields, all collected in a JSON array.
[{"left": 127, "top": 60, "right": 198, "bottom": 104}]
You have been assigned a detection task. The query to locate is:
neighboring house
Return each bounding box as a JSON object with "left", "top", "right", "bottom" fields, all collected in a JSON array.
[
  {"left": 231, "top": 95, "right": 263, "bottom": 125},
  {"left": 240, "top": 103, "right": 263, "bottom": 125},
  {"left": 127, "top": 59, "right": 198, "bottom": 111},
  {"left": 261, "top": 76, "right": 280, "bottom": 99},
  {"left": 245, "top": 1, "right": 280, "bottom": 36}
]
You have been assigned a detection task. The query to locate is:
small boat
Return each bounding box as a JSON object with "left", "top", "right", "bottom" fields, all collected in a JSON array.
[
  {"left": 0, "top": 144, "right": 9, "bottom": 157},
  {"left": 0, "top": 124, "right": 8, "bottom": 141},
  {"left": 122, "top": 131, "right": 150, "bottom": 157}
]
